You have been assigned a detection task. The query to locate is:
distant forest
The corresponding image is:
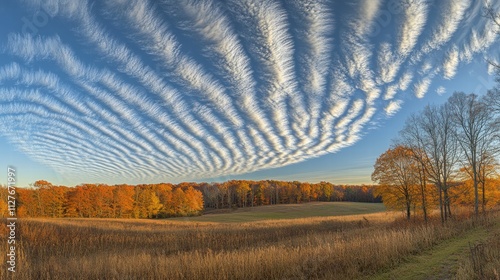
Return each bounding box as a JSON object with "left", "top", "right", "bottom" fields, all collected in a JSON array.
[{"left": 0, "top": 180, "right": 380, "bottom": 219}]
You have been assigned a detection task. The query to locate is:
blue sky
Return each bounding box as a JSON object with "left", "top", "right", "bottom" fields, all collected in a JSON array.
[{"left": 0, "top": 0, "right": 499, "bottom": 187}]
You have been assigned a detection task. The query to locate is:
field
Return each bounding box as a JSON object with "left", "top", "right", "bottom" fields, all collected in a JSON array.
[
  {"left": 1, "top": 202, "right": 499, "bottom": 279},
  {"left": 173, "top": 201, "right": 386, "bottom": 222}
]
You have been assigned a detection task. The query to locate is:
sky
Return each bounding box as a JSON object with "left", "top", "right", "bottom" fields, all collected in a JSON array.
[{"left": 0, "top": 0, "right": 499, "bottom": 187}]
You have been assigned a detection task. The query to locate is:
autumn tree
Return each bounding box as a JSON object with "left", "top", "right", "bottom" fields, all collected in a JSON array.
[
  {"left": 17, "top": 187, "right": 38, "bottom": 217},
  {"left": 112, "top": 185, "right": 135, "bottom": 218},
  {"left": 91, "top": 184, "right": 114, "bottom": 218},
  {"left": 372, "top": 146, "right": 420, "bottom": 220},
  {"left": 147, "top": 192, "right": 162, "bottom": 218},
  {"left": 32, "top": 180, "right": 51, "bottom": 216},
  {"left": 154, "top": 183, "right": 173, "bottom": 217},
  {"left": 253, "top": 181, "right": 269, "bottom": 206},
  {"left": 478, "top": 154, "right": 500, "bottom": 211},
  {"left": 170, "top": 187, "right": 188, "bottom": 216},
  {"left": 65, "top": 185, "right": 92, "bottom": 217},
  {"left": 457, "top": 155, "right": 500, "bottom": 211},
  {"left": 235, "top": 181, "right": 250, "bottom": 207},
  {"left": 43, "top": 185, "right": 67, "bottom": 218},
  {"left": 133, "top": 186, "right": 163, "bottom": 218},
  {"left": 0, "top": 185, "right": 8, "bottom": 217},
  {"left": 299, "top": 182, "right": 312, "bottom": 202},
  {"left": 184, "top": 186, "right": 204, "bottom": 215}
]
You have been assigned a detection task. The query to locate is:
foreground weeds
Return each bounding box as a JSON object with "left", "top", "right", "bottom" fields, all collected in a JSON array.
[
  {"left": 455, "top": 213, "right": 500, "bottom": 280},
  {"left": 1, "top": 211, "right": 498, "bottom": 279}
]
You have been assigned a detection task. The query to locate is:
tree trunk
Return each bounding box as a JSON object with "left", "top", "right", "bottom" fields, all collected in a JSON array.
[
  {"left": 443, "top": 188, "right": 452, "bottom": 219},
  {"left": 405, "top": 190, "right": 411, "bottom": 220},
  {"left": 481, "top": 180, "right": 486, "bottom": 213},
  {"left": 473, "top": 168, "right": 479, "bottom": 217},
  {"left": 420, "top": 167, "right": 428, "bottom": 222},
  {"left": 421, "top": 181, "right": 427, "bottom": 222},
  {"left": 406, "top": 201, "right": 411, "bottom": 220},
  {"left": 438, "top": 183, "right": 444, "bottom": 224}
]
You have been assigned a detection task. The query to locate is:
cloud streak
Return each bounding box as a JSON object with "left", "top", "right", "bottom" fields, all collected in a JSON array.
[{"left": 1, "top": 0, "right": 499, "bottom": 184}]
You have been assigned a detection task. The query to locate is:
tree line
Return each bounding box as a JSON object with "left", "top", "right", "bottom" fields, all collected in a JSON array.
[
  {"left": 196, "top": 180, "right": 380, "bottom": 209},
  {"left": 372, "top": 90, "right": 500, "bottom": 222},
  {"left": 0, "top": 180, "right": 380, "bottom": 218},
  {"left": 1, "top": 180, "right": 203, "bottom": 218}
]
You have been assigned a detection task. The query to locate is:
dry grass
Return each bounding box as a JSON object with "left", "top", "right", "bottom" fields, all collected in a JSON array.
[
  {"left": 1, "top": 211, "right": 497, "bottom": 280},
  {"left": 455, "top": 215, "right": 500, "bottom": 280}
]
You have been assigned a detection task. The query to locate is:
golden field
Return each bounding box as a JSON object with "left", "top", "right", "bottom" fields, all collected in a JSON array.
[{"left": 1, "top": 204, "right": 499, "bottom": 279}]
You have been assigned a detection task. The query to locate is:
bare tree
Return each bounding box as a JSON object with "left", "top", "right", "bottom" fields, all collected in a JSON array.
[
  {"left": 400, "top": 104, "right": 459, "bottom": 223},
  {"left": 447, "top": 92, "right": 496, "bottom": 217},
  {"left": 485, "top": 4, "right": 500, "bottom": 29},
  {"left": 478, "top": 152, "right": 499, "bottom": 212},
  {"left": 413, "top": 147, "right": 430, "bottom": 222},
  {"left": 485, "top": 88, "right": 500, "bottom": 115}
]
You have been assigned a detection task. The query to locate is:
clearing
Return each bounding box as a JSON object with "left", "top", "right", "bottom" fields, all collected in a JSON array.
[{"left": 170, "top": 201, "right": 386, "bottom": 222}]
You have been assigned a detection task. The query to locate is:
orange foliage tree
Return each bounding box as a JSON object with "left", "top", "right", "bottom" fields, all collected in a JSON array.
[
  {"left": 0, "top": 186, "right": 8, "bottom": 218},
  {"left": 372, "top": 146, "right": 421, "bottom": 220},
  {"left": 16, "top": 181, "right": 203, "bottom": 218}
]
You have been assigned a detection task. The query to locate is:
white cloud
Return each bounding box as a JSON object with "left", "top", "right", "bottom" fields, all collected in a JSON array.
[
  {"left": 383, "top": 84, "right": 399, "bottom": 100},
  {"left": 420, "top": 61, "right": 433, "bottom": 75},
  {"left": 355, "top": 0, "right": 382, "bottom": 36},
  {"left": 421, "top": 0, "right": 471, "bottom": 54},
  {"left": 384, "top": 100, "right": 402, "bottom": 116},
  {"left": 436, "top": 86, "right": 446, "bottom": 95},
  {"left": 377, "top": 42, "right": 400, "bottom": 83},
  {"left": 443, "top": 46, "right": 460, "bottom": 79},
  {"left": 398, "top": 71, "right": 413, "bottom": 91},
  {"left": 413, "top": 77, "right": 432, "bottom": 98},
  {"left": 461, "top": 25, "right": 498, "bottom": 63},
  {"left": 397, "top": 0, "right": 428, "bottom": 57}
]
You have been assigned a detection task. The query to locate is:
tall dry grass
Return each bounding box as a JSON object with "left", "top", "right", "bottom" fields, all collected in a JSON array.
[
  {"left": 455, "top": 216, "right": 500, "bottom": 280},
  {"left": 0, "top": 211, "right": 496, "bottom": 279}
]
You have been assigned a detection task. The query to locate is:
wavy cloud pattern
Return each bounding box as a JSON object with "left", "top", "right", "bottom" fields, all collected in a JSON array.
[{"left": 1, "top": 0, "right": 499, "bottom": 183}]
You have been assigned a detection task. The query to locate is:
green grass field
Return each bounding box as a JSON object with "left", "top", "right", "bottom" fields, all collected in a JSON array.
[{"left": 171, "top": 201, "right": 386, "bottom": 222}]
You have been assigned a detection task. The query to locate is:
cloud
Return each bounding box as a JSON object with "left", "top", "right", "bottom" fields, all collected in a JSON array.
[
  {"left": 397, "top": 0, "right": 428, "bottom": 57},
  {"left": 355, "top": 0, "right": 382, "bottom": 36},
  {"left": 1, "top": 0, "right": 499, "bottom": 184},
  {"left": 398, "top": 71, "right": 413, "bottom": 91},
  {"left": 420, "top": 0, "right": 471, "bottom": 55},
  {"left": 460, "top": 24, "right": 499, "bottom": 63},
  {"left": 443, "top": 45, "right": 460, "bottom": 79},
  {"left": 383, "top": 84, "right": 398, "bottom": 100},
  {"left": 414, "top": 77, "right": 432, "bottom": 99},
  {"left": 436, "top": 86, "right": 446, "bottom": 95},
  {"left": 377, "top": 42, "right": 400, "bottom": 84},
  {"left": 384, "top": 100, "right": 402, "bottom": 116}
]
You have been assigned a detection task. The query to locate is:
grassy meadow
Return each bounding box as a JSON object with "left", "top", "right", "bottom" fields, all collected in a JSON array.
[
  {"left": 173, "top": 201, "right": 386, "bottom": 223},
  {"left": 1, "top": 202, "right": 499, "bottom": 279}
]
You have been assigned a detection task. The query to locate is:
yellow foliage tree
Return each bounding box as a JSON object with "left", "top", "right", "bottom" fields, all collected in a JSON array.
[{"left": 372, "top": 146, "right": 421, "bottom": 220}]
